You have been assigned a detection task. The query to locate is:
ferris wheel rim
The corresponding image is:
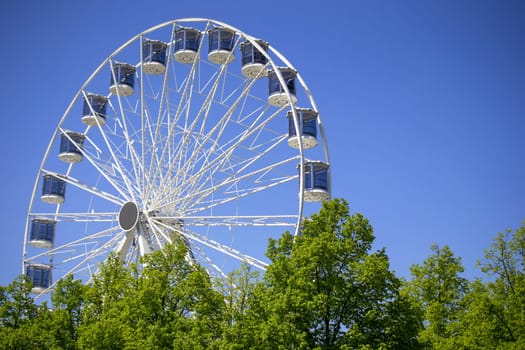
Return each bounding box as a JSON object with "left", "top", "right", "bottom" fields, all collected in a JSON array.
[{"left": 22, "top": 18, "right": 331, "bottom": 299}]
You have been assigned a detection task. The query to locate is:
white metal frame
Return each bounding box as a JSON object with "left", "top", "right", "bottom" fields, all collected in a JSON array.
[{"left": 22, "top": 18, "right": 331, "bottom": 299}]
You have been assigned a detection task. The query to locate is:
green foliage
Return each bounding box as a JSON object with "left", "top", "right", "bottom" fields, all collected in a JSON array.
[
  {"left": 77, "top": 241, "right": 225, "bottom": 349},
  {"left": 0, "top": 276, "right": 56, "bottom": 349},
  {"left": 217, "top": 263, "right": 264, "bottom": 349},
  {"left": 405, "top": 244, "right": 468, "bottom": 348},
  {"left": 404, "top": 222, "right": 525, "bottom": 349},
  {"left": 259, "top": 198, "right": 420, "bottom": 349},
  {"left": 456, "top": 223, "right": 525, "bottom": 349},
  {"left": 2, "top": 200, "right": 524, "bottom": 349}
]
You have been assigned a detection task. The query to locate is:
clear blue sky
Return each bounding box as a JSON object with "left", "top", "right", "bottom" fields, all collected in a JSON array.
[{"left": 1, "top": 0, "right": 524, "bottom": 287}]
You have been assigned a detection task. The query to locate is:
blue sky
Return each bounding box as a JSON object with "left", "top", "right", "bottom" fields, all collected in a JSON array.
[{"left": 1, "top": 0, "right": 524, "bottom": 287}]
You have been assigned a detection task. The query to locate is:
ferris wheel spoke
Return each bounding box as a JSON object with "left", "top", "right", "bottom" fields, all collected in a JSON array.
[
  {"left": 153, "top": 219, "right": 268, "bottom": 270},
  {"left": 59, "top": 126, "right": 131, "bottom": 201},
  {"left": 25, "top": 225, "right": 122, "bottom": 262},
  {"left": 186, "top": 174, "right": 298, "bottom": 217},
  {"left": 51, "top": 230, "right": 127, "bottom": 286},
  {"left": 87, "top": 101, "right": 140, "bottom": 201},
  {"left": 147, "top": 218, "right": 175, "bottom": 245},
  {"left": 144, "top": 56, "right": 198, "bottom": 203},
  {"left": 148, "top": 37, "right": 240, "bottom": 201},
  {"left": 152, "top": 106, "right": 287, "bottom": 209},
  {"left": 108, "top": 61, "right": 144, "bottom": 195},
  {"left": 28, "top": 211, "right": 118, "bottom": 222},
  {"left": 191, "top": 245, "right": 228, "bottom": 279},
  {"left": 41, "top": 169, "right": 125, "bottom": 206},
  {"left": 154, "top": 153, "right": 298, "bottom": 213},
  {"left": 184, "top": 154, "right": 298, "bottom": 210},
  {"left": 152, "top": 154, "right": 299, "bottom": 214},
  {"left": 155, "top": 77, "right": 267, "bottom": 201},
  {"left": 177, "top": 133, "right": 289, "bottom": 207},
  {"left": 154, "top": 215, "right": 297, "bottom": 227},
  {"left": 140, "top": 33, "right": 176, "bottom": 200}
]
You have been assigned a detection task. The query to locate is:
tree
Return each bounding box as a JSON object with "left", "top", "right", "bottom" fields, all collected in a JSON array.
[
  {"left": 76, "top": 240, "right": 226, "bottom": 349},
  {"left": 76, "top": 252, "right": 136, "bottom": 349},
  {"left": 217, "top": 263, "right": 264, "bottom": 349},
  {"left": 404, "top": 244, "right": 468, "bottom": 349},
  {"left": 45, "top": 274, "right": 87, "bottom": 349},
  {"left": 0, "top": 275, "right": 55, "bottom": 349},
  {"left": 131, "top": 240, "right": 226, "bottom": 349},
  {"left": 255, "top": 198, "right": 420, "bottom": 349},
  {"left": 457, "top": 222, "right": 525, "bottom": 349}
]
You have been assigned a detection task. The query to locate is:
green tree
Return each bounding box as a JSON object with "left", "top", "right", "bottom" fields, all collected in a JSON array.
[
  {"left": 76, "top": 252, "right": 136, "bottom": 349},
  {"left": 217, "top": 263, "right": 263, "bottom": 349},
  {"left": 131, "top": 240, "right": 226, "bottom": 349},
  {"left": 76, "top": 240, "right": 225, "bottom": 349},
  {"left": 256, "top": 198, "right": 419, "bottom": 349},
  {"left": 405, "top": 244, "right": 468, "bottom": 349},
  {"left": 0, "top": 275, "right": 37, "bottom": 329},
  {"left": 0, "top": 275, "right": 55, "bottom": 349},
  {"left": 457, "top": 222, "right": 525, "bottom": 349},
  {"left": 45, "top": 274, "right": 86, "bottom": 349}
]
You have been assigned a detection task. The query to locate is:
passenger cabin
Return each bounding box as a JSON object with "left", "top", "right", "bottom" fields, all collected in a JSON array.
[
  {"left": 109, "top": 62, "right": 136, "bottom": 96},
  {"left": 268, "top": 67, "right": 297, "bottom": 107},
  {"left": 59, "top": 131, "right": 85, "bottom": 163},
  {"left": 142, "top": 39, "right": 167, "bottom": 74},
  {"left": 41, "top": 174, "right": 66, "bottom": 204},
  {"left": 287, "top": 108, "right": 318, "bottom": 149},
  {"left": 81, "top": 94, "right": 108, "bottom": 126},
  {"left": 302, "top": 161, "right": 330, "bottom": 202},
  {"left": 208, "top": 27, "right": 236, "bottom": 64},
  {"left": 240, "top": 40, "right": 268, "bottom": 78},
  {"left": 174, "top": 27, "right": 201, "bottom": 63},
  {"left": 29, "top": 218, "right": 56, "bottom": 248},
  {"left": 26, "top": 264, "right": 51, "bottom": 294}
]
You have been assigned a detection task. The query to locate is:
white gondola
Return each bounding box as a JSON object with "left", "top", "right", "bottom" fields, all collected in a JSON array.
[
  {"left": 29, "top": 218, "right": 56, "bottom": 248},
  {"left": 174, "top": 27, "right": 201, "bottom": 63},
  {"left": 59, "top": 131, "right": 85, "bottom": 163},
  {"left": 26, "top": 263, "right": 51, "bottom": 294},
  {"left": 268, "top": 67, "right": 297, "bottom": 107},
  {"left": 240, "top": 40, "right": 268, "bottom": 78},
  {"left": 109, "top": 62, "right": 136, "bottom": 96},
  {"left": 302, "top": 161, "right": 330, "bottom": 202},
  {"left": 81, "top": 94, "right": 108, "bottom": 126},
  {"left": 208, "top": 27, "right": 236, "bottom": 64},
  {"left": 41, "top": 174, "right": 66, "bottom": 204},
  {"left": 142, "top": 39, "right": 167, "bottom": 74},
  {"left": 287, "top": 108, "right": 318, "bottom": 149}
]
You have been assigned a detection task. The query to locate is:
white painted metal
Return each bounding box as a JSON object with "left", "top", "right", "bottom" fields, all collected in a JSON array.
[{"left": 22, "top": 18, "right": 330, "bottom": 300}]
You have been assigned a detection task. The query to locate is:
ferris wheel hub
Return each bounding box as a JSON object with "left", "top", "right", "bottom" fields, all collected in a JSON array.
[{"left": 118, "top": 201, "right": 140, "bottom": 232}]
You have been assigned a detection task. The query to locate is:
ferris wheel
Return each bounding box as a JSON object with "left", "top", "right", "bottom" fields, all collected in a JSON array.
[{"left": 22, "top": 18, "right": 331, "bottom": 298}]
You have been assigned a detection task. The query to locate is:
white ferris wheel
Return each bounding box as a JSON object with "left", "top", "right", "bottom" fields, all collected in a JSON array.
[{"left": 22, "top": 18, "right": 331, "bottom": 298}]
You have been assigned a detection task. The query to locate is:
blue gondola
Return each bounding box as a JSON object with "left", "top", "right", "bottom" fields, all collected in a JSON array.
[
  {"left": 59, "top": 131, "right": 85, "bottom": 163},
  {"left": 109, "top": 62, "right": 136, "bottom": 96},
  {"left": 41, "top": 174, "right": 66, "bottom": 204},
  {"left": 142, "top": 39, "right": 167, "bottom": 74},
  {"left": 26, "top": 264, "right": 51, "bottom": 294},
  {"left": 208, "top": 27, "right": 236, "bottom": 64},
  {"left": 240, "top": 40, "right": 268, "bottom": 78},
  {"left": 82, "top": 94, "right": 108, "bottom": 126},
  {"left": 287, "top": 108, "right": 318, "bottom": 149},
  {"left": 302, "top": 161, "right": 330, "bottom": 202},
  {"left": 268, "top": 67, "right": 297, "bottom": 107},
  {"left": 29, "top": 218, "right": 56, "bottom": 248},
  {"left": 174, "top": 27, "right": 201, "bottom": 63}
]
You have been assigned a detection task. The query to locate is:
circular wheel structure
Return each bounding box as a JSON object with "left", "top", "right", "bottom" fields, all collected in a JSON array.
[{"left": 22, "top": 18, "right": 331, "bottom": 298}]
